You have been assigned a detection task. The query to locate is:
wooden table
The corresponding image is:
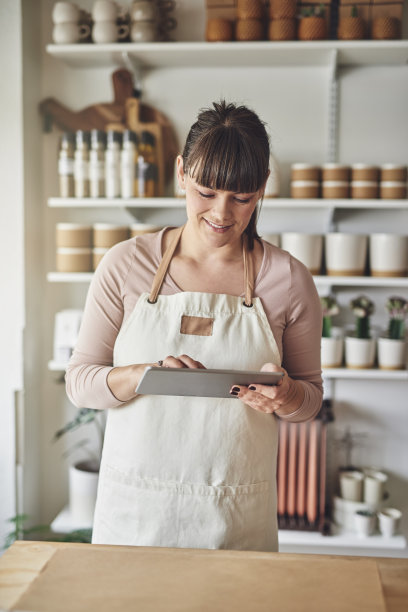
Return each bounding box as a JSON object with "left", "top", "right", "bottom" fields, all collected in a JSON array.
[{"left": 0, "top": 541, "right": 407, "bottom": 611}]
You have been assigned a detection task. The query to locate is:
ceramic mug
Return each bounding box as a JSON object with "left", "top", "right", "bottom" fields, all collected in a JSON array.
[
  {"left": 53, "top": 22, "right": 91, "bottom": 44},
  {"left": 378, "top": 508, "right": 402, "bottom": 537},
  {"left": 130, "top": 1, "right": 157, "bottom": 22},
  {"left": 92, "top": 0, "right": 123, "bottom": 22},
  {"left": 339, "top": 470, "right": 364, "bottom": 502},
  {"left": 130, "top": 20, "right": 157, "bottom": 42},
  {"left": 92, "top": 21, "right": 129, "bottom": 43},
  {"left": 52, "top": 1, "right": 80, "bottom": 24}
]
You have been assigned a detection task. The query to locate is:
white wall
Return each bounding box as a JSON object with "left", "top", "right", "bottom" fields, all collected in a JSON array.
[{"left": 6, "top": 0, "right": 407, "bottom": 555}]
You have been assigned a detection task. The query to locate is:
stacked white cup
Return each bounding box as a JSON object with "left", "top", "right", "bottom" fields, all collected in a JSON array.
[
  {"left": 92, "top": 0, "right": 129, "bottom": 44},
  {"left": 130, "top": 1, "right": 158, "bottom": 42},
  {"left": 52, "top": 2, "right": 91, "bottom": 44}
]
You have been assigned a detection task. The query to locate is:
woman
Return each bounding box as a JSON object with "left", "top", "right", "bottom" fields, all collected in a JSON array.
[{"left": 66, "top": 101, "right": 323, "bottom": 552}]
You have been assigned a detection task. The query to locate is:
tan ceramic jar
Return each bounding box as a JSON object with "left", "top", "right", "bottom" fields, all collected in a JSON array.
[
  {"left": 291, "top": 163, "right": 320, "bottom": 182},
  {"left": 351, "top": 181, "right": 378, "bottom": 199},
  {"left": 321, "top": 164, "right": 350, "bottom": 182},
  {"left": 380, "top": 182, "right": 407, "bottom": 199},
  {"left": 351, "top": 164, "right": 379, "bottom": 182},
  {"left": 322, "top": 181, "right": 349, "bottom": 199},
  {"left": 93, "top": 224, "right": 130, "bottom": 248},
  {"left": 291, "top": 180, "right": 319, "bottom": 198},
  {"left": 56, "top": 223, "right": 93, "bottom": 248},
  {"left": 56, "top": 248, "right": 92, "bottom": 273},
  {"left": 380, "top": 165, "right": 407, "bottom": 182}
]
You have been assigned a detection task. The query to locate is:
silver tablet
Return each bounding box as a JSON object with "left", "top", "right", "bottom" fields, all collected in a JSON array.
[{"left": 135, "top": 367, "right": 284, "bottom": 399}]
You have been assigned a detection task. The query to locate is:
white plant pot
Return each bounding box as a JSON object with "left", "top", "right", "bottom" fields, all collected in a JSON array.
[
  {"left": 354, "top": 510, "right": 377, "bottom": 537},
  {"left": 369, "top": 234, "right": 408, "bottom": 277},
  {"left": 321, "top": 327, "right": 344, "bottom": 367},
  {"left": 69, "top": 460, "right": 100, "bottom": 528},
  {"left": 325, "top": 233, "right": 367, "bottom": 276},
  {"left": 345, "top": 335, "right": 376, "bottom": 369},
  {"left": 377, "top": 336, "right": 407, "bottom": 370},
  {"left": 281, "top": 233, "right": 323, "bottom": 274}
]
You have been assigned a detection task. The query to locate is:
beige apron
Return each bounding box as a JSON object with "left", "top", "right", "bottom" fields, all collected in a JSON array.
[{"left": 92, "top": 226, "right": 281, "bottom": 551}]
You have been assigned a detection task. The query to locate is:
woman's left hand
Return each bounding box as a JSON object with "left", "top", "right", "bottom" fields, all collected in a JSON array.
[{"left": 229, "top": 362, "right": 296, "bottom": 415}]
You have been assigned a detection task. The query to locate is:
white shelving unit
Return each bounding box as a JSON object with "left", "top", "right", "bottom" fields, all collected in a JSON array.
[
  {"left": 46, "top": 37, "right": 408, "bottom": 556},
  {"left": 49, "top": 196, "right": 408, "bottom": 209},
  {"left": 46, "top": 40, "right": 408, "bottom": 70},
  {"left": 50, "top": 504, "right": 406, "bottom": 557}
]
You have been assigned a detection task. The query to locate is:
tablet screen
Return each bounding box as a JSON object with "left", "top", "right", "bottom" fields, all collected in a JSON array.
[{"left": 135, "top": 367, "right": 284, "bottom": 399}]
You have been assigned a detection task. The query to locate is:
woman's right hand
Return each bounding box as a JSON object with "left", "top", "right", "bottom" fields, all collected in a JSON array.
[
  {"left": 158, "top": 354, "right": 206, "bottom": 370},
  {"left": 107, "top": 355, "right": 205, "bottom": 403}
]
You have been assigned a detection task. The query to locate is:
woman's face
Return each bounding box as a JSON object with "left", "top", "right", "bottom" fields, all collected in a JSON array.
[{"left": 177, "top": 156, "right": 263, "bottom": 248}]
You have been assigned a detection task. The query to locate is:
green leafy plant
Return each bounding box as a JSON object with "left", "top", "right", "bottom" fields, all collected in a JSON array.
[
  {"left": 3, "top": 514, "right": 92, "bottom": 550},
  {"left": 300, "top": 3, "right": 326, "bottom": 18},
  {"left": 350, "top": 295, "right": 375, "bottom": 339},
  {"left": 54, "top": 407, "right": 104, "bottom": 467},
  {"left": 386, "top": 296, "right": 408, "bottom": 340},
  {"left": 320, "top": 295, "right": 340, "bottom": 338}
]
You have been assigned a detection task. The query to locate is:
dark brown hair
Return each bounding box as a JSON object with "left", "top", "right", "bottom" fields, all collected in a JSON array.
[{"left": 182, "top": 101, "right": 270, "bottom": 249}]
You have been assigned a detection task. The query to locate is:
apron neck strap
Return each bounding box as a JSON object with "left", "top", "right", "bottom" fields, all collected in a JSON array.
[{"left": 148, "top": 225, "right": 254, "bottom": 307}]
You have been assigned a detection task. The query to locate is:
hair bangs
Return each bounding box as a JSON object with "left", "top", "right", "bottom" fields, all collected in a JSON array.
[{"left": 186, "top": 127, "right": 267, "bottom": 194}]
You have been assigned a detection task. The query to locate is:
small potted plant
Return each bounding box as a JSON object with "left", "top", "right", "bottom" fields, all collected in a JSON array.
[
  {"left": 298, "top": 4, "right": 327, "bottom": 41},
  {"left": 337, "top": 6, "right": 366, "bottom": 40},
  {"left": 377, "top": 296, "right": 407, "bottom": 370},
  {"left": 345, "top": 295, "right": 376, "bottom": 368},
  {"left": 54, "top": 408, "right": 105, "bottom": 528},
  {"left": 321, "top": 295, "right": 344, "bottom": 367}
]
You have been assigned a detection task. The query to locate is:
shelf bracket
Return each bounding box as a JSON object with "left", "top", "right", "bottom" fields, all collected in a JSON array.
[
  {"left": 121, "top": 51, "right": 143, "bottom": 97},
  {"left": 327, "top": 49, "right": 339, "bottom": 164}
]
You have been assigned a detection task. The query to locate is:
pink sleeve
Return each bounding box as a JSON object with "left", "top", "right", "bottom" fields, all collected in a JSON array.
[
  {"left": 65, "top": 240, "right": 135, "bottom": 410},
  {"left": 278, "top": 257, "right": 323, "bottom": 423}
]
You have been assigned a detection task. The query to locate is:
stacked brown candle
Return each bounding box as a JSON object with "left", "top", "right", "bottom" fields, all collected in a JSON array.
[
  {"left": 350, "top": 164, "right": 379, "bottom": 199},
  {"left": 321, "top": 164, "right": 350, "bottom": 199},
  {"left": 236, "top": 0, "right": 265, "bottom": 41},
  {"left": 291, "top": 163, "right": 320, "bottom": 198},
  {"left": 268, "top": 0, "right": 297, "bottom": 41},
  {"left": 380, "top": 164, "right": 407, "bottom": 199},
  {"left": 56, "top": 223, "right": 93, "bottom": 273}
]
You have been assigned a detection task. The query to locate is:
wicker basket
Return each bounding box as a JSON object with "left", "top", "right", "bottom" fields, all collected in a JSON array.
[
  {"left": 338, "top": 16, "right": 365, "bottom": 40},
  {"left": 236, "top": 19, "right": 265, "bottom": 41},
  {"left": 269, "top": 0, "right": 297, "bottom": 20},
  {"left": 237, "top": 0, "right": 264, "bottom": 20},
  {"left": 298, "top": 16, "right": 327, "bottom": 41},
  {"left": 268, "top": 19, "right": 296, "bottom": 41},
  {"left": 371, "top": 16, "right": 400, "bottom": 40},
  {"left": 206, "top": 18, "right": 234, "bottom": 42}
]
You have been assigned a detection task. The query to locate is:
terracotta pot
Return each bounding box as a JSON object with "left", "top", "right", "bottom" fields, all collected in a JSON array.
[
  {"left": 298, "top": 16, "right": 327, "bottom": 41},
  {"left": 269, "top": 0, "right": 297, "bottom": 19},
  {"left": 372, "top": 16, "right": 400, "bottom": 40},
  {"left": 338, "top": 16, "right": 365, "bottom": 40},
  {"left": 268, "top": 18, "right": 296, "bottom": 41},
  {"left": 237, "top": 0, "right": 264, "bottom": 20},
  {"left": 236, "top": 19, "right": 264, "bottom": 41},
  {"left": 206, "top": 18, "right": 233, "bottom": 42}
]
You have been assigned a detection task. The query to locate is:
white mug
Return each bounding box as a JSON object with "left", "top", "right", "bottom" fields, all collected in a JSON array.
[
  {"left": 130, "top": 1, "right": 157, "bottom": 22},
  {"left": 281, "top": 233, "right": 323, "bottom": 275},
  {"left": 339, "top": 470, "right": 364, "bottom": 502},
  {"left": 52, "top": 1, "right": 80, "bottom": 24},
  {"left": 52, "top": 22, "right": 91, "bottom": 44},
  {"left": 325, "top": 233, "right": 367, "bottom": 276},
  {"left": 92, "top": 21, "right": 129, "bottom": 43},
  {"left": 92, "top": 0, "right": 122, "bottom": 22},
  {"left": 369, "top": 234, "right": 408, "bottom": 277},
  {"left": 130, "top": 20, "right": 157, "bottom": 42},
  {"left": 378, "top": 508, "right": 402, "bottom": 537}
]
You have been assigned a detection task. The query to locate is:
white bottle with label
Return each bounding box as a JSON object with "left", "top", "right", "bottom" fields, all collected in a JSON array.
[
  {"left": 264, "top": 152, "right": 280, "bottom": 198},
  {"left": 89, "top": 130, "right": 106, "bottom": 198},
  {"left": 73, "top": 130, "right": 90, "bottom": 198},
  {"left": 105, "top": 130, "right": 122, "bottom": 198},
  {"left": 120, "top": 130, "right": 138, "bottom": 198},
  {"left": 58, "top": 132, "right": 75, "bottom": 198}
]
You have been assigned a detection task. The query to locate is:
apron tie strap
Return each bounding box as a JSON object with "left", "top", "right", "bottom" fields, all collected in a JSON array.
[
  {"left": 148, "top": 225, "right": 254, "bottom": 306},
  {"left": 148, "top": 225, "right": 185, "bottom": 303}
]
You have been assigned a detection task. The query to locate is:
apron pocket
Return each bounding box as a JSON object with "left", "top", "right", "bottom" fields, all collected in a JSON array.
[{"left": 93, "top": 465, "right": 275, "bottom": 551}]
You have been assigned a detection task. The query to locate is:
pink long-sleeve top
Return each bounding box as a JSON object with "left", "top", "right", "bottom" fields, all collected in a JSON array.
[{"left": 66, "top": 228, "right": 323, "bottom": 422}]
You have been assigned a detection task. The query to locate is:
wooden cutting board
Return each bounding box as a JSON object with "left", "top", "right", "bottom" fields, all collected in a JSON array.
[{"left": 10, "top": 545, "right": 387, "bottom": 612}]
